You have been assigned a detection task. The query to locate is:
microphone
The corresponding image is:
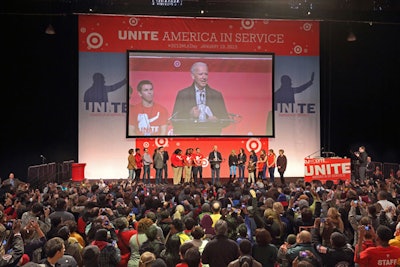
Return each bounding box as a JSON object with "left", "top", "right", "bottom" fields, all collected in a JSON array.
[
  {"left": 168, "top": 112, "right": 179, "bottom": 120},
  {"left": 306, "top": 147, "right": 324, "bottom": 158},
  {"left": 229, "top": 113, "right": 241, "bottom": 117},
  {"left": 40, "top": 155, "right": 47, "bottom": 160}
]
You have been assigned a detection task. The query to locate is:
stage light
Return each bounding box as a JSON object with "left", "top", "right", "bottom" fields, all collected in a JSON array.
[
  {"left": 45, "top": 24, "right": 56, "bottom": 35},
  {"left": 347, "top": 31, "right": 356, "bottom": 42}
]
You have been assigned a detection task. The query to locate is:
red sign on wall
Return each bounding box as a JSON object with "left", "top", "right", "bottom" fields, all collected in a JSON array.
[
  {"left": 304, "top": 157, "right": 351, "bottom": 183},
  {"left": 79, "top": 15, "right": 319, "bottom": 56}
]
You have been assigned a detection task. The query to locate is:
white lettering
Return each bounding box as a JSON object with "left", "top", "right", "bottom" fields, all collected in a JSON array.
[
  {"left": 162, "top": 31, "right": 218, "bottom": 42},
  {"left": 118, "top": 31, "right": 159, "bottom": 41},
  {"left": 234, "top": 33, "right": 284, "bottom": 43}
]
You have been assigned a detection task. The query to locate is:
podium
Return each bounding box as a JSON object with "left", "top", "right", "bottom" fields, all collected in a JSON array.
[{"left": 71, "top": 163, "right": 86, "bottom": 182}]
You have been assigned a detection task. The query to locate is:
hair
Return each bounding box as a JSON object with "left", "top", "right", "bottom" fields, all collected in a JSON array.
[
  {"left": 214, "top": 219, "right": 228, "bottom": 236},
  {"left": 114, "top": 216, "right": 129, "bottom": 230},
  {"left": 170, "top": 218, "right": 184, "bottom": 232},
  {"left": 174, "top": 148, "right": 182, "bottom": 155},
  {"left": 376, "top": 225, "right": 393, "bottom": 243},
  {"left": 191, "top": 62, "right": 207, "bottom": 74},
  {"left": 139, "top": 251, "right": 156, "bottom": 267},
  {"left": 145, "top": 211, "right": 157, "bottom": 223},
  {"left": 191, "top": 226, "right": 205, "bottom": 240},
  {"left": 137, "top": 80, "right": 153, "bottom": 93},
  {"left": 184, "top": 247, "right": 201, "bottom": 267},
  {"left": 184, "top": 217, "right": 197, "bottom": 231},
  {"left": 237, "top": 223, "right": 248, "bottom": 238},
  {"left": 44, "top": 237, "right": 65, "bottom": 258},
  {"left": 145, "top": 224, "right": 158, "bottom": 241},
  {"left": 129, "top": 148, "right": 134, "bottom": 154},
  {"left": 255, "top": 228, "right": 272, "bottom": 246},
  {"left": 239, "top": 239, "right": 252, "bottom": 255},
  {"left": 179, "top": 242, "right": 194, "bottom": 259},
  {"left": 330, "top": 232, "right": 346, "bottom": 248},
  {"left": 138, "top": 218, "right": 154, "bottom": 234}
]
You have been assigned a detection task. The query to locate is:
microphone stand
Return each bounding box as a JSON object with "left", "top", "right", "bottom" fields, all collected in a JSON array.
[{"left": 306, "top": 147, "right": 324, "bottom": 158}]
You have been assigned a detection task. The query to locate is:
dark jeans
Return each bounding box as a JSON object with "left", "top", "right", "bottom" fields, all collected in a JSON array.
[
  {"left": 143, "top": 165, "right": 151, "bottom": 184},
  {"left": 192, "top": 166, "right": 203, "bottom": 183},
  {"left": 211, "top": 167, "right": 220, "bottom": 185},
  {"left": 238, "top": 164, "right": 245, "bottom": 182},
  {"left": 163, "top": 163, "right": 168, "bottom": 183},
  {"left": 268, "top": 167, "right": 275, "bottom": 183},
  {"left": 155, "top": 168, "right": 163, "bottom": 184}
]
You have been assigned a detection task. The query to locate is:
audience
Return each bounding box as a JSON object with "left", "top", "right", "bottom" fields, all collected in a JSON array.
[{"left": 2, "top": 171, "right": 400, "bottom": 267}]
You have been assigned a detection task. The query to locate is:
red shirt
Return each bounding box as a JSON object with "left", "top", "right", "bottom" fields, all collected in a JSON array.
[
  {"left": 356, "top": 245, "right": 400, "bottom": 267},
  {"left": 193, "top": 152, "right": 204, "bottom": 167},
  {"left": 171, "top": 153, "right": 184, "bottom": 167},
  {"left": 135, "top": 153, "right": 143, "bottom": 168},
  {"left": 129, "top": 102, "right": 169, "bottom": 135}
]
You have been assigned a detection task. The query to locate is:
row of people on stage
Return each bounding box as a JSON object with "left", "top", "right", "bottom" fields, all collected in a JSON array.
[{"left": 127, "top": 146, "right": 288, "bottom": 186}]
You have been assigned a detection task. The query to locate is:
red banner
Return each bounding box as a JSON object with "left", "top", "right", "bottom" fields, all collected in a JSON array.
[
  {"left": 79, "top": 15, "right": 319, "bottom": 55},
  {"left": 304, "top": 157, "right": 351, "bottom": 183}
]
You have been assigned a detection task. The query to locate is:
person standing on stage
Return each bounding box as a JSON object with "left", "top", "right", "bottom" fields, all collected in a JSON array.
[
  {"left": 142, "top": 148, "right": 153, "bottom": 184},
  {"left": 354, "top": 146, "right": 368, "bottom": 182},
  {"left": 208, "top": 145, "right": 223, "bottom": 185},
  {"left": 162, "top": 148, "right": 169, "bottom": 184},
  {"left": 267, "top": 149, "right": 276, "bottom": 184},
  {"left": 127, "top": 148, "right": 136, "bottom": 181},
  {"left": 171, "top": 148, "right": 184, "bottom": 185},
  {"left": 228, "top": 149, "right": 238, "bottom": 183},
  {"left": 153, "top": 146, "right": 165, "bottom": 185},
  {"left": 276, "top": 149, "right": 287, "bottom": 185},
  {"left": 192, "top": 147, "right": 204, "bottom": 184},
  {"left": 237, "top": 148, "right": 247, "bottom": 183},
  {"left": 257, "top": 149, "right": 267, "bottom": 180},
  {"left": 134, "top": 148, "right": 143, "bottom": 183},
  {"left": 183, "top": 148, "right": 194, "bottom": 184}
]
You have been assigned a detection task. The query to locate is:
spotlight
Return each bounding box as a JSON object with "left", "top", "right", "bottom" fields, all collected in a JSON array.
[
  {"left": 347, "top": 31, "right": 356, "bottom": 42},
  {"left": 45, "top": 24, "right": 56, "bottom": 35}
]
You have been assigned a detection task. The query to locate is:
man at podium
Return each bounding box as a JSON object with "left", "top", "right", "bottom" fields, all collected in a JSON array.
[{"left": 171, "top": 62, "right": 230, "bottom": 135}]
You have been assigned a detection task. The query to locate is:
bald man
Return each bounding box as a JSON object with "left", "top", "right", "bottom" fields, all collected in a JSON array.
[{"left": 285, "top": 230, "right": 322, "bottom": 267}]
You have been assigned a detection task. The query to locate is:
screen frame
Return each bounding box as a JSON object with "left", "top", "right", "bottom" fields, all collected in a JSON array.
[{"left": 126, "top": 50, "right": 275, "bottom": 138}]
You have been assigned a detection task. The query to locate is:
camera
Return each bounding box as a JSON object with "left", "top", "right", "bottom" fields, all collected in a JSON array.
[
  {"left": 4, "top": 221, "right": 14, "bottom": 230},
  {"left": 227, "top": 204, "right": 232, "bottom": 210},
  {"left": 300, "top": 251, "right": 308, "bottom": 258},
  {"left": 365, "top": 226, "right": 370, "bottom": 231}
]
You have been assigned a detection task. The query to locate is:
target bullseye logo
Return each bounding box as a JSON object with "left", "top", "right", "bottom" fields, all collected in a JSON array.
[
  {"left": 246, "top": 138, "right": 262, "bottom": 153},
  {"left": 155, "top": 138, "right": 168, "bottom": 147},
  {"left": 86, "top": 32, "right": 103, "bottom": 49},
  {"left": 241, "top": 20, "right": 255, "bottom": 30}
]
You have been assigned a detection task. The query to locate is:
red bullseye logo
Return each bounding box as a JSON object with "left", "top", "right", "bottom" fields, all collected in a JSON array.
[
  {"left": 155, "top": 138, "right": 169, "bottom": 147},
  {"left": 246, "top": 138, "right": 262, "bottom": 153}
]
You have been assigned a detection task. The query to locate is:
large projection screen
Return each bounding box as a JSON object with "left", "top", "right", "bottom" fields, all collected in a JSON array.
[{"left": 127, "top": 51, "right": 274, "bottom": 138}]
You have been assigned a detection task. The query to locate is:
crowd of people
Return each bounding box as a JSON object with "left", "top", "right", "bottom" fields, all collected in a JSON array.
[{"left": 1, "top": 158, "right": 400, "bottom": 267}]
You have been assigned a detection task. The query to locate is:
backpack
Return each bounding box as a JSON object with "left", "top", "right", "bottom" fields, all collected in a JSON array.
[{"left": 239, "top": 256, "right": 253, "bottom": 267}]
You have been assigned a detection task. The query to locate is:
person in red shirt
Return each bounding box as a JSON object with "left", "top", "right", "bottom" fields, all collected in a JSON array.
[
  {"left": 355, "top": 224, "right": 400, "bottom": 267},
  {"left": 171, "top": 148, "right": 184, "bottom": 185},
  {"left": 183, "top": 148, "right": 194, "bottom": 184},
  {"left": 134, "top": 148, "right": 143, "bottom": 184},
  {"left": 267, "top": 149, "right": 276, "bottom": 184},
  {"left": 192, "top": 147, "right": 204, "bottom": 184}
]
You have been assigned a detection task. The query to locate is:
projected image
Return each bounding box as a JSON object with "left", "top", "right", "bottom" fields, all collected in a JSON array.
[{"left": 127, "top": 51, "right": 274, "bottom": 137}]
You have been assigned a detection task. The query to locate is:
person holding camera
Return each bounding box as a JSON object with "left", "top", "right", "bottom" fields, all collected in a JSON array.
[
  {"left": 0, "top": 219, "right": 24, "bottom": 266},
  {"left": 282, "top": 230, "right": 321, "bottom": 267}
]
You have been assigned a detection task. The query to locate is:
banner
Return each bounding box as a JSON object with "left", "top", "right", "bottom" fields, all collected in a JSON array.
[
  {"left": 304, "top": 157, "right": 351, "bottom": 183},
  {"left": 78, "top": 15, "right": 320, "bottom": 179}
]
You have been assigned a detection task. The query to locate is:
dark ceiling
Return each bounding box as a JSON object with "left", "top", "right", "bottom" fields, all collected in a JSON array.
[{"left": 2, "top": 0, "right": 400, "bottom": 24}]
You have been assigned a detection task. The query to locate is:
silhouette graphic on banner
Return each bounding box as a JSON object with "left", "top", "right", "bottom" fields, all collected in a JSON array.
[
  {"left": 275, "top": 72, "right": 314, "bottom": 110},
  {"left": 84, "top": 72, "right": 126, "bottom": 109}
]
